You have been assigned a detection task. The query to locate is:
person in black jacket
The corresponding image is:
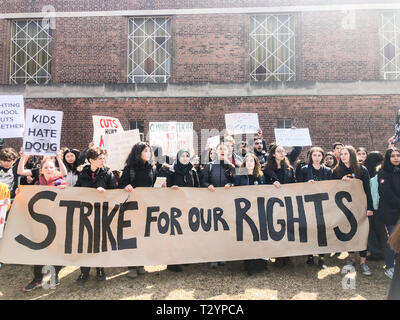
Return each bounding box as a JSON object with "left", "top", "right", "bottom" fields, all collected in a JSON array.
[
  {"left": 201, "top": 142, "right": 235, "bottom": 268},
  {"left": 74, "top": 147, "right": 116, "bottom": 285},
  {"left": 234, "top": 153, "right": 267, "bottom": 275},
  {"left": 263, "top": 144, "right": 296, "bottom": 267},
  {"left": 119, "top": 142, "right": 157, "bottom": 279},
  {"left": 332, "top": 145, "right": 374, "bottom": 276},
  {"left": 378, "top": 147, "right": 400, "bottom": 279},
  {"left": 253, "top": 138, "right": 267, "bottom": 168},
  {"left": 364, "top": 151, "right": 387, "bottom": 261},
  {"left": 297, "top": 147, "right": 332, "bottom": 269},
  {"left": 166, "top": 149, "right": 200, "bottom": 272}
]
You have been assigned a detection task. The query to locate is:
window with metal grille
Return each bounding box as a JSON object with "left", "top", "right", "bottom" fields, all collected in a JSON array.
[
  {"left": 277, "top": 119, "right": 292, "bottom": 129},
  {"left": 10, "top": 20, "right": 52, "bottom": 84},
  {"left": 129, "top": 120, "right": 144, "bottom": 141},
  {"left": 250, "top": 14, "right": 295, "bottom": 82},
  {"left": 128, "top": 17, "right": 171, "bottom": 83},
  {"left": 380, "top": 12, "right": 400, "bottom": 80}
]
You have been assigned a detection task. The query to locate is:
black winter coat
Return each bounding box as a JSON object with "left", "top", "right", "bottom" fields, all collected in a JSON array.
[
  {"left": 378, "top": 166, "right": 400, "bottom": 226},
  {"left": 200, "top": 160, "right": 234, "bottom": 188},
  {"left": 167, "top": 163, "right": 200, "bottom": 188},
  {"left": 297, "top": 164, "right": 333, "bottom": 182},
  {"left": 332, "top": 165, "right": 373, "bottom": 211},
  {"left": 263, "top": 165, "right": 296, "bottom": 185},
  {"left": 119, "top": 162, "right": 157, "bottom": 188},
  {"left": 75, "top": 165, "right": 116, "bottom": 189}
]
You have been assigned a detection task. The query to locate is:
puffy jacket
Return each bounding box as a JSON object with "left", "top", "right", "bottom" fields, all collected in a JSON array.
[
  {"left": 378, "top": 166, "right": 400, "bottom": 225},
  {"left": 75, "top": 165, "right": 116, "bottom": 190}
]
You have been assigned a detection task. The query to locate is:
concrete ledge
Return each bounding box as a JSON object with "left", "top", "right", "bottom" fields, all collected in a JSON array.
[{"left": 1, "top": 81, "right": 400, "bottom": 99}]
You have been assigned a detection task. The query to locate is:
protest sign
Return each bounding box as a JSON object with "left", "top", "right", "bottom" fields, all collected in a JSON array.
[
  {"left": 103, "top": 129, "right": 140, "bottom": 171},
  {"left": 92, "top": 116, "right": 124, "bottom": 148},
  {"left": 0, "top": 180, "right": 368, "bottom": 267},
  {"left": 225, "top": 113, "right": 259, "bottom": 135},
  {"left": 274, "top": 128, "right": 312, "bottom": 147},
  {"left": 0, "top": 95, "right": 24, "bottom": 138},
  {"left": 23, "top": 109, "right": 63, "bottom": 156},
  {"left": 393, "top": 109, "right": 400, "bottom": 144},
  {"left": 207, "top": 136, "right": 220, "bottom": 149},
  {"left": 149, "top": 122, "right": 194, "bottom": 157}
]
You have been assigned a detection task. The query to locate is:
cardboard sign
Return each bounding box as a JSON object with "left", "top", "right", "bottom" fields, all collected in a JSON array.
[
  {"left": 103, "top": 129, "right": 141, "bottom": 171},
  {"left": 149, "top": 122, "right": 194, "bottom": 158},
  {"left": 0, "top": 180, "right": 368, "bottom": 267},
  {"left": 23, "top": 109, "right": 63, "bottom": 156},
  {"left": 274, "top": 128, "right": 312, "bottom": 147},
  {"left": 92, "top": 116, "right": 124, "bottom": 148},
  {"left": 0, "top": 95, "right": 24, "bottom": 138},
  {"left": 225, "top": 113, "right": 259, "bottom": 135}
]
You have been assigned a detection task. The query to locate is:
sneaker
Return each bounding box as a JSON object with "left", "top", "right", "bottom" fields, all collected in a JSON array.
[
  {"left": 384, "top": 267, "right": 394, "bottom": 280},
  {"left": 23, "top": 279, "right": 42, "bottom": 292},
  {"left": 137, "top": 266, "right": 146, "bottom": 275},
  {"left": 360, "top": 263, "right": 372, "bottom": 276},
  {"left": 306, "top": 256, "right": 314, "bottom": 266},
  {"left": 167, "top": 265, "right": 183, "bottom": 272},
  {"left": 96, "top": 268, "right": 106, "bottom": 281},
  {"left": 318, "top": 258, "right": 327, "bottom": 269},
  {"left": 76, "top": 273, "right": 89, "bottom": 285},
  {"left": 49, "top": 276, "right": 60, "bottom": 290},
  {"left": 126, "top": 268, "right": 138, "bottom": 279}
]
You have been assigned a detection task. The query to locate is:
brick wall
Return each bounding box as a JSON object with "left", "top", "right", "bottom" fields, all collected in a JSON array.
[
  {"left": 51, "top": 16, "right": 128, "bottom": 84},
  {"left": 4, "top": 95, "right": 399, "bottom": 157},
  {"left": 1, "top": 0, "right": 398, "bottom": 13},
  {"left": 0, "top": 2, "right": 395, "bottom": 84}
]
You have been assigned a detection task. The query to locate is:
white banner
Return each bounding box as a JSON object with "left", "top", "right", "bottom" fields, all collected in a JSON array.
[
  {"left": 23, "top": 109, "right": 63, "bottom": 156},
  {"left": 225, "top": 113, "right": 259, "bottom": 135},
  {"left": 149, "top": 122, "right": 194, "bottom": 157},
  {"left": 103, "top": 129, "right": 141, "bottom": 171},
  {"left": 0, "top": 95, "right": 24, "bottom": 139},
  {"left": 92, "top": 116, "right": 124, "bottom": 148},
  {"left": 274, "top": 128, "right": 312, "bottom": 147}
]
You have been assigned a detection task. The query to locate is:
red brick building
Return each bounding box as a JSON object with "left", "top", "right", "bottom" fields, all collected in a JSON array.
[{"left": 1, "top": 0, "right": 400, "bottom": 156}]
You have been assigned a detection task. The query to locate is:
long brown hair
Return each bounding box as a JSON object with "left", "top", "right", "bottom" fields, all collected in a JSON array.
[
  {"left": 266, "top": 144, "right": 291, "bottom": 170},
  {"left": 333, "top": 145, "right": 361, "bottom": 178},
  {"left": 241, "top": 153, "right": 262, "bottom": 178}
]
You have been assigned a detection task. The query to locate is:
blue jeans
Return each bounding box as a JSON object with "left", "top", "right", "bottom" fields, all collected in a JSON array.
[{"left": 385, "top": 224, "right": 397, "bottom": 269}]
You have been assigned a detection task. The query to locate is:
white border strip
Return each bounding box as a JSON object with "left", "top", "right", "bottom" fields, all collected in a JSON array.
[{"left": 1, "top": 4, "right": 400, "bottom": 19}]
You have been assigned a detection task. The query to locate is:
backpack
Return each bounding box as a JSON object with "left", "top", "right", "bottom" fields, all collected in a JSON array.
[{"left": 370, "top": 175, "right": 379, "bottom": 211}]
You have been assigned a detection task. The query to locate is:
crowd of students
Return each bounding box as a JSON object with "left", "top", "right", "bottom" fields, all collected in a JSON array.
[{"left": 0, "top": 129, "right": 399, "bottom": 299}]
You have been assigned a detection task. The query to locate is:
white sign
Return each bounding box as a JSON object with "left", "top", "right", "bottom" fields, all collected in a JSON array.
[
  {"left": 0, "top": 95, "right": 24, "bottom": 139},
  {"left": 149, "top": 122, "right": 194, "bottom": 157},
  {"left": 23, "top": 109, "right": 63, "bottom": 156},
  {"left": 0, "top": 200, "right": 7, "bottom": 239},
  {"left": 225, "top": 113, "right": 259, "bottom": 135},
  {"left": 103, "top": 129, "right": 141, "bottom": 171},
  {"left": 274, "top": 128, "right": 312, "bottom": 147},
  {"left": 207, "top": 135, "right": 220, "bottom": 149},
  {"left": 92, "top": 116, "right": 124, "bottom": 148}
]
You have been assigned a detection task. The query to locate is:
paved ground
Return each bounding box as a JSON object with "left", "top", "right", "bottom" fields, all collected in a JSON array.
[{"left": 0, "top": 253, "right": 391, "bottom": 300}]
